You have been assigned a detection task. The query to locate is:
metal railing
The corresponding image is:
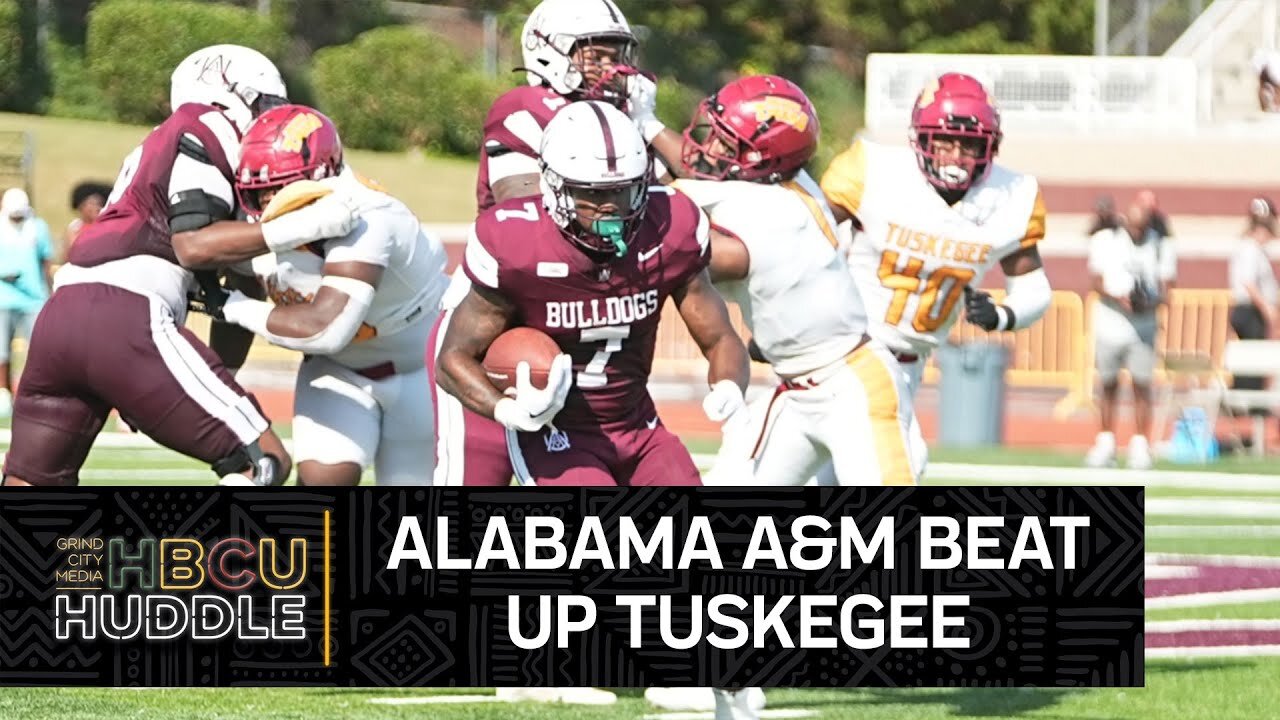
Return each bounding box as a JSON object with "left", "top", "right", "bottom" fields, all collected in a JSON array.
[{"left": 864, "top": 52, "right": 1201, "bottom": 135}]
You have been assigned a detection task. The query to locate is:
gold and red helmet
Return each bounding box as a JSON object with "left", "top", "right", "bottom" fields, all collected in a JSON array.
[
  {"left": 910, "top": 73, "right": 1002, "bottom": 192},
  {"left": 236, "top": 104, "right": 343, "bottom": 218},
  {"left": 681, "top": 74, "right": 820, "bottom": 183}
]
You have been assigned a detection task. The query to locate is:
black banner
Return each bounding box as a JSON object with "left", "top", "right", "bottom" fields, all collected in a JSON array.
[{"left": 0, "top": 487, "right": 1143, "bottom": 687}]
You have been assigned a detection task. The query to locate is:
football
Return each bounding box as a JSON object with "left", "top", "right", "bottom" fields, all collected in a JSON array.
[{"left": 483, "top": 327, "right": 561, "bottom": 392}]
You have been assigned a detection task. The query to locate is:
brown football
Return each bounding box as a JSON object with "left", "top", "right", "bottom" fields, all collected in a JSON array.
[{"left": 483, "top": 327, "right": 561, "bottom": 392}]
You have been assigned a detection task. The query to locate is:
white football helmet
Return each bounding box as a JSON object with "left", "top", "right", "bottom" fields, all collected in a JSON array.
[
  {"left": 169, "top": 44, "right": 288, "bottom": 133},
  {"left": 540, "top": 101, "right": 650, "bottom": 260},
  {"left": 521, "top": 0, "right": 636, "bottom": 98}
]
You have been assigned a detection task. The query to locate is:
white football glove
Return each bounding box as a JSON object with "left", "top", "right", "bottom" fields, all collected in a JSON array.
[
  {"left": 493, "top": 354, "right": 573, "bottom": 433},
  {"left": 702, "top": 379, "right": 745, "bottom": 423},
  {"left": 218, "top": 289, "right": 273, "bottom": 335},
  {"left": 260, "top": 191, "right": 360, "bottom": 253},
  {"left": 625, "top": 71, "right": 665, "bottom": 144}
]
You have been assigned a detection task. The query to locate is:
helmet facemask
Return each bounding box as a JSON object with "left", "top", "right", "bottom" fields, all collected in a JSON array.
[
  {"left": 911, "top": 116, "right": 999, "bottom": 193},
  {"left": 681, "top": 99, "right": 784, "bottom": 183},
  {"left": 528, "top": 30, "right": 637, "bottom": 107},
  {"left": 542, "top": 163, "right": 649, "bottom": 262}
]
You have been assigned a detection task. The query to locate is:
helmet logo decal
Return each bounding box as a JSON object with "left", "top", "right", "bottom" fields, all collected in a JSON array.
[
  {"left": 280, "top": 112, "right": 324, "bottom": 153},
  {"left": 753, "top": 96, "right": 809, "bottom": 132},
  {"left": 197, "top": 54, "right": 231, "bottom": 88},
  {"left": 916, "top": 77, "right": 940, "bottom": 109}
]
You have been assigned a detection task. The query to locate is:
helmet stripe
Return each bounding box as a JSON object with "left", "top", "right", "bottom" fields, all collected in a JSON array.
[
  {"left": 600, "top": 0, "right": 619, "bottom": 22},
  {"left": 585, "top": 101, "right": 618, "bottom": 173}
]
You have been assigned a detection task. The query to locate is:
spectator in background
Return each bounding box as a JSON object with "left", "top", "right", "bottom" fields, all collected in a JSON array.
[
  {"left": 63, "top": 181, "right": 110, "bottom": 255},
  {"left": 0, "top": 188, "right": 54, "bottom": 416},
  {"left": 1085, "top": 202, "right": 1177, "bottom": 470},
  {"left": 1228, "top": 197, "right": 1279, "bottom": 390},
  {"left": 1137, "top": 189, "right": 1172, "bottom": 240},
  {"left": 1254, "top": 50, "right": 1280, "bottom": 112},
  {"left": 1089, "top": 194, "right": 1121, "bottom": 235}
]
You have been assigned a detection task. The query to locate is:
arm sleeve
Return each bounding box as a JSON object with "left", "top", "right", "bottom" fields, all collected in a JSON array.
[{"left": 820, "top": 140, "right": 868, "bottom": 219}]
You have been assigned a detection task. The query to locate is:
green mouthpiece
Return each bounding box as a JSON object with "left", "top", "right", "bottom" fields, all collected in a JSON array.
[{"left": 592, "top": 218, "right": 628, "bottom": 257}]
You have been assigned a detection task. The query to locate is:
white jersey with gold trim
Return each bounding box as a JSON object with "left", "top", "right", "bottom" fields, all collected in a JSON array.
[
  {"left": 251, "top": 167, "right": 450, "bottom": 372},
  {"left": 672, "top": 170, "right": 868, "bottom": 377},
  {"left": 821, "top": 139, "right": 1046, "bottom": 356}
]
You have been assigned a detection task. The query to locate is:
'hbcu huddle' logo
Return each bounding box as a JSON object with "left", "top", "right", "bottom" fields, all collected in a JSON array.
[{"left": 53, "top": 534, "right": 312, "bottom": 642}]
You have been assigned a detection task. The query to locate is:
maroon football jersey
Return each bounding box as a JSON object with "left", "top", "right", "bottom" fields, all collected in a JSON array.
[
  {"left": 474, "top": 85, "right": 569, "bottom": 211},
  {"left": 464, "top": 188, "right": 710, "bottom": 431},
  {"left": 69, "top": 103, "right": 239, "bottom": 269}
]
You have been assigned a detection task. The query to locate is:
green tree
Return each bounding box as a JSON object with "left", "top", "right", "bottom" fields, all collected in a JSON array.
[
  {"left": 51, "top": 0, "right": 97, "bottom": 47},
  {"left": 311, "top": 26, "right": 499, "bottom": 154},
  {"left": 0, "top": 0, "right": 49, "bottom": 112},
  {"left": 271, "top": 0, "right": 393, "bottom": 53},
  {"left": 87, "top": 0, "right": 288, "bottom": 123},
  {"left": 0, "top": 0, "right": 21, "bottom": 106}
]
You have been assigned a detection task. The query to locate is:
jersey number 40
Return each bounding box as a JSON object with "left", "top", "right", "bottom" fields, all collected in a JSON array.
[{"left": 877, "top": 250, "right": 975, "bottom": 333}]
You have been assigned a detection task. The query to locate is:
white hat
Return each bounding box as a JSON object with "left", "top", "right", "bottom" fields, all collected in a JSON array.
[{"left": 1, "top": 188, "right": 30, "bottom": 219}]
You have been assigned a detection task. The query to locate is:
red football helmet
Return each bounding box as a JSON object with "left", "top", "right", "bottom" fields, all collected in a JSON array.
[
  {"left": 236, "top": 104, "right": 344, "bottom": 217},
  {"left": 681, "top": 74, "right": 820, "bottom": 183},
  {"left": 910, "top": 73, "right": 1002, "bottom": 192}
]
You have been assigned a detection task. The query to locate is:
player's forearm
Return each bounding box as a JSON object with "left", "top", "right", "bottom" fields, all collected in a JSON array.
[
  {"left": 222, "top": 286, "right": 369, "bottom": 356},
  {"left": 704, "top": 333, "right": 750, "bottom": 392},
  {"left": 173, "top": 221, "right": 268, "bottom": 270},
  {"left": 437, "top": 349, "right": 505, "bottom": 419},
  {"left": 650, "top": 128, "right": 686, "bottom": 179}
]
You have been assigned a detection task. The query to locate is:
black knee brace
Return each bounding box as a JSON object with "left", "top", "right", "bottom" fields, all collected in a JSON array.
[{"left": 211, "top": 446, "right": 253, "bottom": 477}]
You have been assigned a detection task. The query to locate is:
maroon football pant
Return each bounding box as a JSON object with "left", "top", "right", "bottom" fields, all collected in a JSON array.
[
  {"left": 4, "top": 283, "right": 269, "bottom": 486},
  {"left": 508, "top": 418, "right": 702, "bottom": 487}
]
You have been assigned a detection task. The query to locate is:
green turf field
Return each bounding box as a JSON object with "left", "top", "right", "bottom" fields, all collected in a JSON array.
[{"left": 3, "top": 435, "right": 1279, "bottom": 718}]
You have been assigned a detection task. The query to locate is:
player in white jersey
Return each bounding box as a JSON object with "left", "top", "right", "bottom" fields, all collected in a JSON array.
[
  {"left": 820, "top": 73, "right": 1052, "bottom": 464},
  {"left": 645, "top": 75, "right": 919, "bottom": 720},
  {"left": 673, "top": 75, "right": 919, "bottom": 489},
  {"left": 215, "top": 105, "right": 449, "bottom": 486}
]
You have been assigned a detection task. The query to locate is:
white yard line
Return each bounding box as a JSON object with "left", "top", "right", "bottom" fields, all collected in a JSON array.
[
  {"left": 1149, "top": 619, "right": 1280, "bottom": 632},
  {"left": 640, "top": 707, "right": 819, "bottom": 712},
  {"left": 1150, "top": 525, "right": 1280, "bottom": 537},
  {"left": 1147, "top": 644, "right": 1280, "bottom": 659},
  {"left": 368, "top": 695, "right": 508, "bottom": 705},
  {"left": 1148, "top": 498, "right": 1280, "bottom": 519},
  {"left": 1147, "top": 553, "right": 1280, "bottom": 568}
]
